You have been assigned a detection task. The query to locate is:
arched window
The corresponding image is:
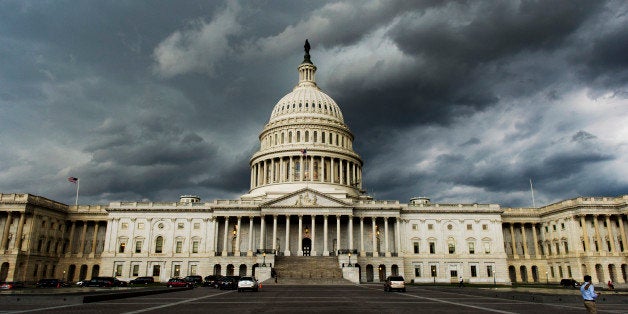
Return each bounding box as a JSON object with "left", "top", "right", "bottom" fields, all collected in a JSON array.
[
  {"left": 281, "top": 132, "right": 285, "bottom": 144},
  {"left": 313, "top": 131, "right": 317, "bottom": 142},
  {"left": 448, "top": 238, "right": 456, "bottom": 254},
  {"left": 289, "top": 132, "right": 292, "bottom": 143},
  {"left": 155, "top": 236, "right": 163, "bottom": 253},
  {"left": 322, "top": 132, "right": 325, "bottom": 143},
  {"left": 297, "top": 131, "right": 301, "bottom": 142},
  {"left": 305, "top": 131, "right": 309, "bottom": 142}
]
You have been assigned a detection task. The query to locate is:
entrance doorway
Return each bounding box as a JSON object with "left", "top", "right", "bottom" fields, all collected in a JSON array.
[{"left": 302, "top": 238, "right": 311, "bottom": 256}]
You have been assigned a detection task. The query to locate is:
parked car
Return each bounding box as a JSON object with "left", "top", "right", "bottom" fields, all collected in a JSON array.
[
  {"left": 218, "top": 276, "right": 239, "bottom": 290},
  {"left": 384, "top": 276, "right": 406, "bottom": 292},
  {"left": 129, "top": 276, "right": 155, "bottom": 285},
  {"left": 183, "top": 275, "right": 203, "bottom": 286},
  {"left": 167, "top": 278, "right": 193, "bottom": 288},
  {"left": 560, "top": 278, "right": 580, "bottom": 288},
  {"left": 83, "top": 277, "right": 127, "bottom": 287},
  {"left": 0, "top": 281, "right": 25, "bottom": 290},
  {"left": 237, "top": 277, "right": 259, "bottom": 292},
  {"left": 35, "top": 279, "right": 70, "bottom": 288},
  {"left": 203, "top": 275, "right": 222, "bottom": 287}
]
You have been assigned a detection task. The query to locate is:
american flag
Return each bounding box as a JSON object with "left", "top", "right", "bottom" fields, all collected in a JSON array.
[
  {"left": 301, "top": 149, "right": 307, "bottom": 156},
  {"left": 67, "top": 177, "right": 78, "bottom": 183}
]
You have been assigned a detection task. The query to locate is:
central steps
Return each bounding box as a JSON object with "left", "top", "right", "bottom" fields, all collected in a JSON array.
[{"left": 267, "top": 256, "right": 352, "bottom": 285}]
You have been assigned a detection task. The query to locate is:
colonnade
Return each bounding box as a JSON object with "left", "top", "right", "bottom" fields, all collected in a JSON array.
[
  {"left": 214, "top": 215, "right": 401, "bottom": 257},
  {"left": 0, "top": 211, "right": 26, "bottom": 253},
  {"left": 250, "top": 155, "right": 362, "bottom": 189},
  {"left": 65, "top": 220, "right": 106, "bottom": 256}
]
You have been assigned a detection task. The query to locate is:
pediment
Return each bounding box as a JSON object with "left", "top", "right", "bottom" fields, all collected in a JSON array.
[{"left": 261, "top": 188, "right": 350, "bottom": 208}]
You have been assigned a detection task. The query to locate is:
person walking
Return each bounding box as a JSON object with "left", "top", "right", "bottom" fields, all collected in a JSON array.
[
  {"left": 580, "top": 275, "right": 599, "bottom": 313},
  {"left": 458, "top": 276, "right": 464, "bottom": 287}
]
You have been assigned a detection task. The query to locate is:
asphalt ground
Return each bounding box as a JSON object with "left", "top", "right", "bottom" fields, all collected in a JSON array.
[{"left": 1, "top": 284, "right": 626, "bottom": 314}]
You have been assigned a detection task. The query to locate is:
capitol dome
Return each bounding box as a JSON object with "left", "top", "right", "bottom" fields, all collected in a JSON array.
[{"left": 245, "top": 40, "right": 363, "bottom": 200}]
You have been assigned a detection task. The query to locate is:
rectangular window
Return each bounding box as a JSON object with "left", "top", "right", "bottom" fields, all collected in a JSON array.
[
  {"left": 173, "top": 265, "right": 180, "bottom": 277},
  {"left": 450, "top": 270, "right": 457, "bottom": 278},
  {"left": 194, "top": 223, "right": 200, "bottom": 229},
  {"left": 448, "top": 243, "right": 455, "bottom": 254},
  {"left": 567, "top": 266, "right": 572, "bottom": 277},
  {"left": 555, "top": 243, "right": 560, "bottom": 254},
  {"left": 470, "top": 265, "right": 477, "bottom": 277},
  {"left": 138, "top": 222, "right": 145, "bottom": 229},
  {"left": 482, "top": 224, "right": 488, "bottom": 230},
  {"left": 558, "top": 266, "right": 563, "bottom": 278},
  {"left": 176, "top": 241, "right": 182, "bottom": 253},
  {"left": 430, "top": 265, "right": 437, "bottom": 277},
  {"left": 550, "top": 266, "right": 555, "bottom": 277},
  {"left": 115, "top": 264, "right": 123, "bottom": 277},
  {"left": 468, "top": 242, "right": 475, "bottom": 254},
  {"left": 132, "top": 265, "right": 139, "bottom": 277},
  {"left": 135, "top": 241, "right": 142, "bottom": 253},
  {"left": 152, "top": 265, "right": 161, "bottom": 276},
  {"left": 192, "top": 241, "right": 199, "bottom": 253},
  {"left": 412, "top": 224, "right": 418, "bottom": 230},
  {"left": 487, "top": 265, "right": 493, "bottom": 277},
  {"left": 428, "top": 224, "right": 434, "bottom": 230},
  {"left": 429, "top": 242, "right": 435, "bottom": 254},
  {"left": 413, "top": 242, "right": 420, "bottom": 254},
  {"left": 484, "top": 242, "right": 491, "bottom": 254},
  {"left": 561, "top": 223, "right": 565, "bottom": 230},
  {"left": 467, "top": 224, "right": 473, "bottom": 230},
  {"left": 414, "top": 266, "right": 421, "bottom": 277},
  {"left": 190, "top": 265, "right": 197, "bottom": 276},
  {"left": 553, "top": 225, "right": 556, "bottom": 231},
  {"left": 545, "top": 226, "right": 549, "bottom": 233},
  {"left": 119, "top": 242, "right": 126, "bottom": 253},
  {"left": 564, "top": 242, "right": 569, "bottom": 253}
]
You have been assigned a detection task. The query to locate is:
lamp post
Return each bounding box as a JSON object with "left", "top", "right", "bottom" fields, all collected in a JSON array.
[
  {"left": 63, "top": 270, "right": 66, "bottom": 281},
  {"left": 262, "top": 252, "right": 266, "bottom": 267},
  {"left": 348, "top": 253, "right": 352, "bottom": 267}
]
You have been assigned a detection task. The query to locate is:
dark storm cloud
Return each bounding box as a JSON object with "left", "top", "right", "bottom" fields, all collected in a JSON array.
[{"left": 0, "top": 0, "right": 626, "bottom": 207}]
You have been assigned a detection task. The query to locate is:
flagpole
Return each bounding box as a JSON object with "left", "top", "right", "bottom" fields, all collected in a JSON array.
[{"left": 75, "top": 179, "right": 80, "bottom": 206}]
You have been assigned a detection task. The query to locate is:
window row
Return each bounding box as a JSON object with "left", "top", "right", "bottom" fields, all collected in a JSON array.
[
  {"left": 273, "top": 101, "right": 340, "bottom": 117},
  {"left": 411, "top": 239, "right": 492, "bottom": 255},
  {"left": 117, "top": 236, "right": 200, "bottom": 254},
  {"left": 261, "top": 129, "right": 352, "bottom": 150},
  {"left": 412, "top": 223, "right": 490, "bottom": 231},
  {"left": 413, "top": 264, "right": 495, "bottom": 278}
]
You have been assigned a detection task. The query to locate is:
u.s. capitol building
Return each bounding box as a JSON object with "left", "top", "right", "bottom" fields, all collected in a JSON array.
[{"left": 1, "top": 42, "right": 626, "bottom": 286}]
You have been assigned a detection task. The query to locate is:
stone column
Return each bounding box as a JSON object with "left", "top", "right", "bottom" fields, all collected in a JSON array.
[
  {"left": 259, "top": 215, "right": 265, "bottom": 251},
  {"left": 372, "top": 218, "right": 378, "bottom": 257},
  {"left": 323, "top": 215, "right": 329, "bottom": 256},
  {"left": 509, "top": 223, "right": 518, "bottom": 258},
  {"left": 311, "top": 215, "right": 317, "bottom": 256},
  {"left": 618, "top": 215, "right": 627, "bottom": 253},
  {"left": 270, "top": 159, "right": 275, "bottom": 183},
  {"left": 580, "top": 215, "right": 590, "bottom": 252},
  {"left": 13, "top": 213, "right": 26, "bottom": 253},
  {"left": 395, "top": 218, "right": 401, "bottom": 255},
  {"left": 310, "top": 156, "right": 314, "bottom": 182},
  {"left": 211, "top": 218, "right": 218, "bottom": 255},
  {"left": 348, "top": 216, "right": 354, "bottom": 251},
  {"left": 384, "top": 218, "right": 390, "bottom": 257},
  {"left": 1, "top": 212, "right": 13, "bottom": 251},
  {"left": 222, "top": 217, "right": 229, "bottom": 256},
  {"left": 532, "top": 224, "right": 540, "bottom": 257},
  {"left": 319, "top": 156, "right": 324, "bottom": 183},
  {"left": 592, "top": 215, "right": 602, "bottom": 252},
  {"left": 272, "top": 215, "right": 278, "bottom": 252},
  {"left": 235, "top": 216, "right": 242, "bottom": 255},
  {"left": 248, "top": 217, "right": 254, "bottom": 256},
  {"left": 78, "top": 221, "right": 88, "bottom": 256},
  {"left": 360, "top": 217, "right": 365, "bottom": 256},
  {"left": 339, "top": 159, "right": 344, "bottom": 185},
  {"left": 299, "top": 155, "right": 304, "bottom": 181},
  {"left": 284, "top": 215, "right": 291, "bottom": 256},
  {"left": 331, "top": 158, "right": 335, "bottom": 183},
  {"left": 298, "top": 215, "right": 303, "bottom": 255},
  {"left": 521, "top": 224, "right": 529, "bottom": 257},
  {"left": 605, "top": 215, "right": 616, "bottom": 253},
  {"left": 336, "top": 215, "right": 341, "bottom": 254},
  {"left": 90, "top": 222, "right": 100, "bottom": 255},
  {"left": 289, "top": 157, "right": 294, "bottom": 182},
  {"left": 262, "top": 160, "right": 267, "bottom": 185}
]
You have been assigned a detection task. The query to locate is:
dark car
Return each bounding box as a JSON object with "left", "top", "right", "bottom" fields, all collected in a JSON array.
[
  {"left": 167, "top": 278, "right": 193, "bottom": 288},
  {"left": 0, "top": 281, "right": 25, "bottom": 290},
  {"left": 218, "top": 276, "right": 239, "bottom": 290},
  {"left": 384, "top": 276, "right": 406, "bottom": 292},
  {"left": 83, "top": 277, "right": 127, "bottom": 287},
  {"left": 203, "top": 275, "right": 222, "bottom": 287},
  {"left": 35, "top": 279, "right": 70, "bottom": 288},
  {"left": 129, "top": 276, "right": 155, "bottom": 285},
  {"left": 183, "top": 275, "right": 203, "bottom": 286},
  {"left": 560, "top": 278, "right": 580, "bottom": 288}
]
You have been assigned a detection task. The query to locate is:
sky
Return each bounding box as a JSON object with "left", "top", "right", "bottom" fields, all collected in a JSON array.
[{"left": 1, "top": 0, "right": 627, "bottom": 208}]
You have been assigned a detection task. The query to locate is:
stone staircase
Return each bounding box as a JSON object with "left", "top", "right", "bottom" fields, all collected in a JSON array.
[{"left": 265, "top": 256, "right": 352, "bottom": 285}]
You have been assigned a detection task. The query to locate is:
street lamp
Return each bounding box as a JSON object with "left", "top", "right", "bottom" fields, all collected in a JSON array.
[
  {"left": 348, "top": 253, "right": 352, "bottom": 267},
  {"left": 63, "top": 270, "right": 66, "bottom": 281},
  {"left": 545, "top": 271, "right": 549, "bottom": 285},
  {"left": 262, "top": 252, "right": 266, "bottom": 267}
]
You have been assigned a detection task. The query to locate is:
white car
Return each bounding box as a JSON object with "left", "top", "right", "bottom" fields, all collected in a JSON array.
[{"left": 237, "top": 277, "right": 259, "bottom": 292}]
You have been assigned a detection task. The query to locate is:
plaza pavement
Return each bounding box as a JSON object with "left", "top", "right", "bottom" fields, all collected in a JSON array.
[{"left": 0, "top": 284, "right": 626, "bottom": 313}]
